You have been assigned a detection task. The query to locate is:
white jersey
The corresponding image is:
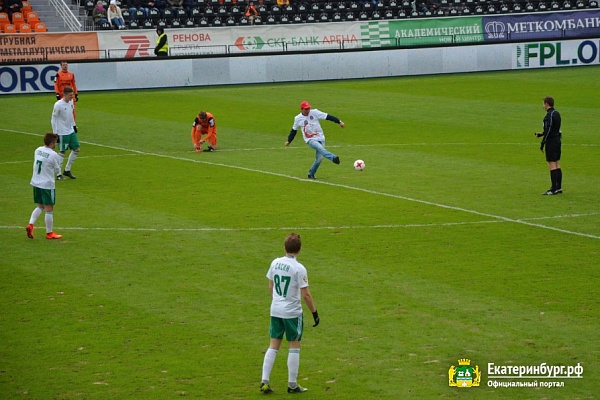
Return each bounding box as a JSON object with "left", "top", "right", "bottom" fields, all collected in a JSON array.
[
  {"left": 51, "top": 98, "right": 76, "bottom": 135},
  {"left": 267, "top": 255, "right": 309, "bottom": 319},
  {"left": 292, "top": 109, "right": 328, "bottom": 143},
  {"left": 30, "top": 146, "right": 62, "bottom": 189}
]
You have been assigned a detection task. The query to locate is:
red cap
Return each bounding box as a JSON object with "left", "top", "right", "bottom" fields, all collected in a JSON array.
[{"left": 300, "top": 101, "right": 311, "bottom": 109}]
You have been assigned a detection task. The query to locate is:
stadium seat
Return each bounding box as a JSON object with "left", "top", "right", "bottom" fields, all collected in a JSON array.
[
  {"left": 121, "top": 9, "right": 131, "bottom": 22},
  {"left": 197, "top": 16, "right": 209, "bottom": 26},
  {"left": 26, "top": 11, "right": 40, "bottom": 24},
  {"left": 292, "top": 13, "right": 303, "bottom": 22},
  {"left": 297, "top": 3, "right": 308, "bottom": 14},
  {"left": 157, "top": 19, "right": 167, "bottom": 28},
  {"left": 142, "top": 19, "right": 153, "bottom": 28},
  {"left": 562, "top": 0, "right": 572, "bottom": 9},
  {"left": 163, "top": 8, "right": 174, "bottom": 20},
  {"left": 34, "top": 22, "right": 47, "bottom": 32},
  {"left": 305, "top": 13, "right": 316, "bottom": 22},
  {"left": 0, "top": 12, "right": 10, "bottom": 31},
  {"left": 128, "top": 20, "right": 139, "bottom": 29},
  {"left": 22, "top": 1, "right": 33, "bottom": 14},
  {"left": 147, "top": 8, "right": 159, "bottom": 21},
  {"left": 590, "top": 0, "right": 599, "bottom": 7},
  {"left": 310, "top": 2, "right": 321, "bottom": 12},
  {"left": 176, "top": 8, "right": 187, "bottom": 19},
  {"left": 344, "top": 11, "right": 356, "bottom": 20},
  {"left": 318, "top": 12, "right": 329, "bottom": 21},
  {"left": 11, "top": 12, "right": 25, "bottom": 25},
  {"left": 211, "top": 16, "right": 223, "bottom": 26},
  {"left": 230, "top": 4, "right": 242, "bottom": 16},
  {"left": 18, "top": 22, "right": 32, "bottom": 32},
  {"left": 279, "top": 14, "right": 290, "bottom": 23},
  {"left": 538, "top": 2, "right": 548, "bottom": 10},
  {"left": 253, "top": 15, "right": 262, "bottom": 25},
  {"left": 3, "top": 23, "right": 17, "bottom": 33},
  {"left": 184, "top": 18, "right": 194, "bottom": 27},
  {"left": 171, "top": 18, "right": 182, "bottom": 28}
]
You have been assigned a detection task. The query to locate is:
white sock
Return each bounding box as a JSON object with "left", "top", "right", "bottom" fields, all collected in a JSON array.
[
  {"left": 261, "top": 348, "right": 278, "bottom": 383},
  {"left": 58, "top": 153, "right": 65, "bottom": 171},
  {"left": 29, "top": 206, "right": 43, "bottom": 225},
  {"left": 45, "top": 211, "right": 54, "bottom": 233},
  {"left": 288, "top": 348, "right": 300, "bottom": 387},
  {"left": 66, "top": 151, "right": 78, "bottom": 172}
]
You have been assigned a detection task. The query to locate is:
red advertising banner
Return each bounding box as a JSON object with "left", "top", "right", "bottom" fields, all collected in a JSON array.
[{"left": 0, "top": 32, "right": 100, "bottom": 63}]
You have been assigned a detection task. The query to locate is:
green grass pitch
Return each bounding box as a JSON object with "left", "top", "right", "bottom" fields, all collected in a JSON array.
[{"left": 1, "top": 66, "right": 599, "bottom": 399}]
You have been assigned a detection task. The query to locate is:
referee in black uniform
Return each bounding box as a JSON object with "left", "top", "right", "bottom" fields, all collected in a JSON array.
[{"left": 535, "top": 96, "right": 563, "bottom": 195}]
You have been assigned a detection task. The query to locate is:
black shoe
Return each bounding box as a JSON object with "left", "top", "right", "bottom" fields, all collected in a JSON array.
[
  {"left": 542, "top": 188, "right": 555, "bottom": 195},
  {"left": 553, "top": 188, "right": 563, "bottom": 194},
  {"left": 259, "top": 382, "right": 273, "bottom": 394},
  {"left": 57, "top": 174, "right": 65, "bottom": 181},
  {"left": 307, "top": 174, "right": 316, "bottom": 179},
  {"left": 333, "top": 156, "right": 340, "bottom": 165},
  {"left": 287, "top": 386, "right": 307, "bottom": 393},
  {"left": 203, "top": 147, "right": 215, "bottom": 152},
  {"left": 64, "top": 170, "right": 76, "bottom": 179}
]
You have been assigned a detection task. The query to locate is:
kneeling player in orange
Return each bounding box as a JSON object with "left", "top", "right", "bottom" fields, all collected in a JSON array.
[{"left": 191, "top": 111, "right": 217, "bottom": 152}]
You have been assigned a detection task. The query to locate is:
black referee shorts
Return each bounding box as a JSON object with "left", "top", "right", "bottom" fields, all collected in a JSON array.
[{"left": 545, "top": 141, "right": 561, "bottom": 162}]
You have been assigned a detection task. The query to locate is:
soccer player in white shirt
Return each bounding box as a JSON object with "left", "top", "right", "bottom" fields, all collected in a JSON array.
[
  {"left": 26, "top": 133, "right": 63, "bottom": 240},
  {"left": 51, "top": 86, "right": 79, "bottom": 180},
  {"left": 285, "top": 101, "right": 345, "bottom": 179},
  {"left": 260, "top": 233, "right": 320, "bottom": 394}
]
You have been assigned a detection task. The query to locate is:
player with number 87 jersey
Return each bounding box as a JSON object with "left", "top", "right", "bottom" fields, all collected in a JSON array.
[{"left": 260, "top": 233, "right": 319, "bottom": 394}]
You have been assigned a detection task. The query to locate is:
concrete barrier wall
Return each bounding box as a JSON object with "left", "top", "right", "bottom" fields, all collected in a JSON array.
[{"left": 1, "top": 37, "right": 599, "bottom": 94}]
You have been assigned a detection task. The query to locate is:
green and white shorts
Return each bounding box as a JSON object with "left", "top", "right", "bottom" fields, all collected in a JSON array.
[
  {"left": 33, "top": 187, "right": 56, "bottom": 206},
  {"left": 269, "top": 315, "right": 304, "bottom": 342}
]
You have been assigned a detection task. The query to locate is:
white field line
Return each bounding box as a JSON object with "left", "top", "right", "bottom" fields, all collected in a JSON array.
[
  {"left": 5, "top": 129, "right": 600, "bottom": 240},
  {"left": 3, "top": 214, "right": 600, "bottom": 233}
]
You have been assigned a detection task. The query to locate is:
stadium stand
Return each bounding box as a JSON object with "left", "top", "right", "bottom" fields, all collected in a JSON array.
[{"left": 29, "top": 0, "right": 598, "bottom": 31}]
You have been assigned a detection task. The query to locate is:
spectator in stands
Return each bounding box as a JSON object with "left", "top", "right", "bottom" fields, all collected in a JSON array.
[
  {"left": 153, "top": 0, "right": 168, "bottom": 16},
  {"left": 142, "top": 0, "right": 159, "bottom": 16},
  {"left": 276, "top": 0, "right": 289, "bottom": 5},
  {"left": 93, "top": 1, "right": 109, "bottom": 26},
  {"left": 167, "top": 0, "right": 183, "bottom": 13},
  {"left": 127, "top": 0, "right": 147, "bottom": 20},
  {"left": 107, "top": 0, "right": 126, "bottom": 29},
  {"left": 245, "top": 1, "right": 259, "bottom": 24},
  {"left": 5, "top": 0, "right": 23, "bottom": 23},
  {"left": 182, "top": 0, "right": 196, "bottom": 17}
]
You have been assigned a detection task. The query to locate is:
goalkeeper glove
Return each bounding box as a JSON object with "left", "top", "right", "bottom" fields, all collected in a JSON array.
[
  {"left": 55, "top": 94, "right": 60, "bottom": 100},
  {"left": 312, "top": 310, "right": 320, "bottom": 327}
]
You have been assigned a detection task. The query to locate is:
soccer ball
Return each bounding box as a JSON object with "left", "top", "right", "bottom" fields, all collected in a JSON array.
[{"left": 353, "top": 159, "right": 365, "bottom": 171}]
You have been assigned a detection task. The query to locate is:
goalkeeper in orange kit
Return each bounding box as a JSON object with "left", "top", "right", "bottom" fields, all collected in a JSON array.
[{"left": 191, "top": 111, "right": 217, "bottom": 152}]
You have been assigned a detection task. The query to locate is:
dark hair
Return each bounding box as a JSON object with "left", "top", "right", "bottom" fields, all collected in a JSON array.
[
  {"left": 157, "top": 27, "right": 164, "bottom": 34},
  {"left": 543, "top": 96, "right": 554, "bottom": 107},
  {"left": 284, "top": 233, "right": 301, "bottom": 254},
  {"left": 199, "top": 111, "right": 207, "bottom": 120},
  {"left": 44, "top": 133, "right": 58, "bottom": 146}
]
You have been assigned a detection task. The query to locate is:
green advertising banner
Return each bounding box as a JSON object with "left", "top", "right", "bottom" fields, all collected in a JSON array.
[{"left": 360, "top": 17, "right": 485, "bottom": 47}]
